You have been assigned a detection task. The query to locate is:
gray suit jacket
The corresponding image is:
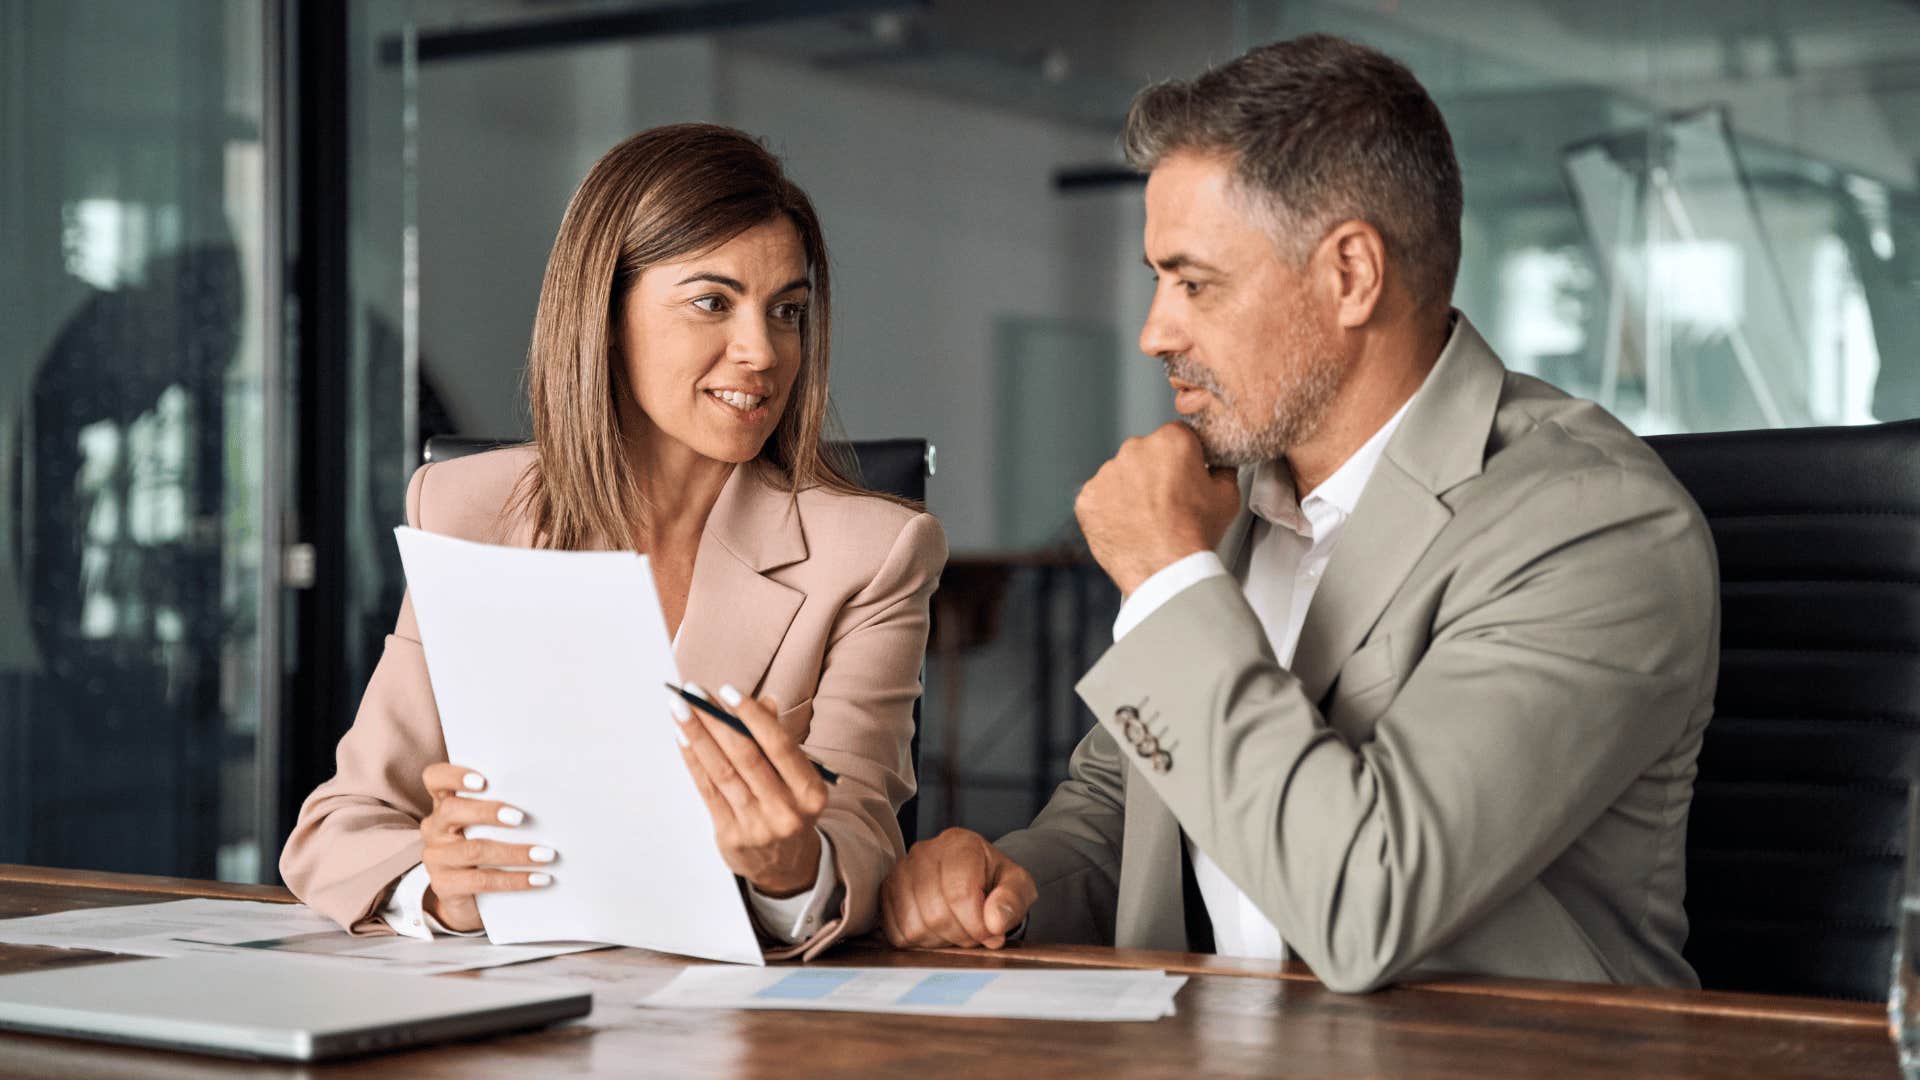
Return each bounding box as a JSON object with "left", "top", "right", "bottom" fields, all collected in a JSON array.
[{"left": 998, "top": 317, "right": 1719, "bottom": 993}]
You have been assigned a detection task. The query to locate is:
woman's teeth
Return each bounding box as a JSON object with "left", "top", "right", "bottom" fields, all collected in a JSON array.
[{"left": 708, "top": 389, "right": 765, "bottom": 411}]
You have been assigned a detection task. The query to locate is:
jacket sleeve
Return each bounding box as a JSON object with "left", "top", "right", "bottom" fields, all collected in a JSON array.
[
  {"left": 768, "top": 511, "right": 947, "bottom": 960},
  {"left": 992, "top": 722, "right": 1129, "bottom": 946},
  {"left": 277, "top": 464, "right": 443, "bottom": 934},
  {"left": 1075, "top": 466, "right": 1717, "bottom": 991}
]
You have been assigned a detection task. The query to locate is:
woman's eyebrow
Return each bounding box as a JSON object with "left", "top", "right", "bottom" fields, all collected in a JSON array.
[
  {"left": 673, "top": 273, "right": 813, "bottom": 295},
  {"left": 675, "top": 272, "right": 745, "bottom": 291}
]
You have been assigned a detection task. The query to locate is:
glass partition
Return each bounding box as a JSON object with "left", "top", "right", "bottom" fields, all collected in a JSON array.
[
  {"left": 0, "top": 0, "right": 283, "bottom": 880},
  {"left": 1240, "top": 0, "right": 1920, "bottom": 435}
]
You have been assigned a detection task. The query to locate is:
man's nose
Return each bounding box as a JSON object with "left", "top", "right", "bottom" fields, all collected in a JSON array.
[{"left": 1138, "top": 290, "right": 1187, "bottom": 360}]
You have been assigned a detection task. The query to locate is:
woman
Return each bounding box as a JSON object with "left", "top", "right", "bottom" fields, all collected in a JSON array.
[{"left": 280, "top": 124, "right": 946, "bottom": 961}]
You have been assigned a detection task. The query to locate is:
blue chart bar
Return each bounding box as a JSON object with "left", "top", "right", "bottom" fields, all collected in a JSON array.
[
  {"left": 754, "top": 971, "right": 863, "bottom": 1001},
  {"left": 899, "top": 973, "right": 997, "bottom": 1006}
]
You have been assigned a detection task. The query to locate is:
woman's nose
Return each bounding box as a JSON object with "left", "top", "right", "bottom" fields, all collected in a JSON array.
[{"left": 728, "top": 317, "right": 778, "bottom": 369}]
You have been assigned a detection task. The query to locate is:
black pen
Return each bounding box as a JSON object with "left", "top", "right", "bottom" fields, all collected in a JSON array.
[{"left": 665, "top": 682, "right": 840, "bottom": 785}]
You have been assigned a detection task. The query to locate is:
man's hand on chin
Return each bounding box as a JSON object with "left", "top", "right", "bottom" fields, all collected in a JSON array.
[{"left": 1075, "top": 422, "right": 1243, "bottom": 597}]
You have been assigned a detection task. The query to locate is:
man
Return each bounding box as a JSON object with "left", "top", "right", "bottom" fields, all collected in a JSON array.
[{"left": 879, "top": 34, "right": 1719, "bottom": 993}]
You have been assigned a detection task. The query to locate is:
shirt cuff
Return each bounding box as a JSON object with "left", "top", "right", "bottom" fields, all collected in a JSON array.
[
  {"left": 1111, "top": 551, "right": 1229, "bottom": 641},
  {"left": 380, "top": 863, "right": 486, "bottom": 939},
  {"left": 745, "top": 829, "right": 843, "bottom": 945}
]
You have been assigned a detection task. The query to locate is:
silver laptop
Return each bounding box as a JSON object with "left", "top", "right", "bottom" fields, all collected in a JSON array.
[{"left": 0, "top": 953, "right": 591, "bottom": 1062}]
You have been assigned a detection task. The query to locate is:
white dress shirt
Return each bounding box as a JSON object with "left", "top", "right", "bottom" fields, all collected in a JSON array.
[
  {"left": 1109, "top": 393, "right": 1417, "bottom": 961},
  {"left": 381, "top": 829, "right": 841, "bottom": 944}
]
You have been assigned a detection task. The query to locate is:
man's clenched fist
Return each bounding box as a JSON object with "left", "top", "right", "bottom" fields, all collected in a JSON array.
[
  {"left": 1075, "top": 422, "right": 1242, "bottom": 596},
  {"left": 880, "top": 828, "right": 1038, "bottom": 950}
]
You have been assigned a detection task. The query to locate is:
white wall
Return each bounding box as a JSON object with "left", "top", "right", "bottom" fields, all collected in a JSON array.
[
  {"left": 417, "top": 38, "right": 718, "bottom": 442},
  {"left": 718, "top": 50, "right": 1127, "bottom": 548}
]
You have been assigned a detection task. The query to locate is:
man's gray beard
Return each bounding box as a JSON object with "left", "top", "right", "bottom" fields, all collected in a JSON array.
[{"left": 1176, "top": 351, "right": 1345, "bottom": 468}]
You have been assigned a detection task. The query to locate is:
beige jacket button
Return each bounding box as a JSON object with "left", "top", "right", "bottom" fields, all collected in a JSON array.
[{"left": 1149, "top": 749, "right": 1172, "bottom": 773}]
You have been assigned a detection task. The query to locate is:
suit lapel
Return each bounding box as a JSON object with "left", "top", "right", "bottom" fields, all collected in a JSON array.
[
  {"left": 672, "top": 463, "right": 808, "bottom": 696},
  {"left": 1289, "top": 466, "right": 1451, "bottom": 702},
  {"left": 1289, "top": 315, "right": 1509, "bottom": 703}
]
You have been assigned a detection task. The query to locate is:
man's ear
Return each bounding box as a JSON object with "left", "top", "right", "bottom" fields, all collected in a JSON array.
[{"left": 1317, "top": 219, "right": 1386, "bottom": 329}]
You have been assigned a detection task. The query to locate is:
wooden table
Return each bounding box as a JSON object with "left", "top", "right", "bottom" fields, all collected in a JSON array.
[{"left": 0, "top": 865, "right": 1899, "bottom": 1078}]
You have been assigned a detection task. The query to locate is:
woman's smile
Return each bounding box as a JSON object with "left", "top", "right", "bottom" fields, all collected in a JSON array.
[{"left": 702, "top": 386, "right": 772, "bottom": 425}]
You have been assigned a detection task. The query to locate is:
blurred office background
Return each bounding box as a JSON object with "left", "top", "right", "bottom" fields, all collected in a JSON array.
[{"left": 3, "top": 0, "right": 1917, "bottom": 883}]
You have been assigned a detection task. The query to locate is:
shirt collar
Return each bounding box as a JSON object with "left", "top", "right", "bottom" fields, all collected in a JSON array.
[{"left": 1246, "top": 386, "right": 1421, "bottom": 538}]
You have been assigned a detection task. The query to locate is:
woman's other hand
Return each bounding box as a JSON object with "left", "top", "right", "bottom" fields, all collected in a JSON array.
[
  {"left": 417, "top": 763, "right": 557, "bottom": 932},
  {"left": 672, "top": 684, "right": 831, "bottom": 898}
]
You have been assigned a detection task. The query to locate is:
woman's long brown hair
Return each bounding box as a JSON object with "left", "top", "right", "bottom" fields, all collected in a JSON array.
[{"left": 513, "top": 123, "right": 880, "bottom": 551}]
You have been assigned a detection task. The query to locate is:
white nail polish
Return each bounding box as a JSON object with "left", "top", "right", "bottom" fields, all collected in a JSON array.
[
  {"left": 666, "top": 692, "right": 691, "bottom": 722},
  {"left": 718, "top": 684, "right": 743, "bottom": 707},
  {"left": 462, "top": 773, "right": 485, "bottom": 791},
  {"left": 672, "top": 726, "right": 690, "bottom": 748},
  {"left": 529, "top": 846, "right": 556, "bottom": 864},
  {"left": 497, "top": 806, "right": 525, "bottom": 826},
  {"left": 684, "top": 682, "right": 709, "bottom": 700},
  {"left": 528, "top": 873, "right": 552, "bottom": 887}
]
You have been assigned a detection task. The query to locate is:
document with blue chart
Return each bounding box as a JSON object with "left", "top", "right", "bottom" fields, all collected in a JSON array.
[{"left": 641, "top": 966, "right": 1187, "bottom": 1020}]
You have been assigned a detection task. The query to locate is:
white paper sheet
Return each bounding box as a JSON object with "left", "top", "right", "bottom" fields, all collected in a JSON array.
[
  {"left": 394, "top": 526, "right": 764, "bottom": 966},
  {"left": 0, "top": 899, "right": 603, "bottom": 975},
  {"left": 470, "top": 952, "right": 682, "bottom": 1009},
  {"left": 641, "top": 966, "right": 1188, "bottom": 1021}
]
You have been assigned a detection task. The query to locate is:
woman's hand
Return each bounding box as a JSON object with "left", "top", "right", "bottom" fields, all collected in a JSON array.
[
  {"left": 417, "top": 762, "right": 557, "bottom": 932},
  {"left": 673, "top": 684, "right": 832, "bottom": 898}
]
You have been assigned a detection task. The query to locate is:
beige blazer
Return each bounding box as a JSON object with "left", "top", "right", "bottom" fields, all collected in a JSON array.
[
  {"left": 998, "top": 316, "right": 1719, "bottom": 992},
  {"left": 280, "top": 447, "right": 946, "bottom": 960}
]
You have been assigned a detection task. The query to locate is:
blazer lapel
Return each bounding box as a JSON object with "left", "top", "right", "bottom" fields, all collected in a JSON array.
[
  {"left": 1289, "top": 467, "right": 1450, "bottom": 702},
  {"left": 1289, "top": 315, "right": 1509, "bottom": 703},
  {"left": 672, "top": 463, "right": 808, "bottom": 696}
]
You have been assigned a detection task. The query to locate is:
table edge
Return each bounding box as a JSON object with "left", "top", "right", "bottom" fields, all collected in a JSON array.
[{"left": 0, "top": 864, "right": 1885, "bottom": 1031}]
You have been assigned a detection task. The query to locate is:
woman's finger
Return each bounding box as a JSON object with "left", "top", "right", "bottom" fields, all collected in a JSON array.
[
  {"left": 720, "top": 686, "right": 829, "bottom": 814},
  {"left": 679, "top": 742, "right": 740, "bottom": 832},
  {"left": 423, "top": 797, "right": 526, "bottom": 840},
  {"left": 425, "top": 837, "right": 555, "bottom": 871},
  {"left": 422, "top": 762, "right": 487, "bottom": 800},
  {"left": 434, "top": 867, "right": 553, "bottom": 896},
  {"left": 694, "top": 710, "right": 807, "bottom": 828},
  {"left": 675, "top": 689, "right": 762, "bottom": 819}
]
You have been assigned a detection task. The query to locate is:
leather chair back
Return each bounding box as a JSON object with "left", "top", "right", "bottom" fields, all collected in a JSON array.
[
  {"left": 1647, "top": 419, "right": 1920, "bottom": 1000},
  {"left": 419, "top": 435, "right": 935, "bottom": 844}
]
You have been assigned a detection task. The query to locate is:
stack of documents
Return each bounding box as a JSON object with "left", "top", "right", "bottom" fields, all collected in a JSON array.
[
  {"left": 0, "top": 899, "right": 603, "bottom": 976},
  {"left": 642, "top": 966, "right": 1188, "bottom": 1022}
]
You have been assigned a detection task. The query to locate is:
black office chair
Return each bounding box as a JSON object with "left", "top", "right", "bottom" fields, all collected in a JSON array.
[
  {"left": 1647, "top": 419, "right": 1920, "bottom": 1000},
  {"left": 421, "top": 435, "right": 936, "bottom": 846}
]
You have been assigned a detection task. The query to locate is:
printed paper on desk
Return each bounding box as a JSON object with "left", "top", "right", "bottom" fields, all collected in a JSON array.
[{"left": 395, "top": 526, "right": 763, "bottom": 966}]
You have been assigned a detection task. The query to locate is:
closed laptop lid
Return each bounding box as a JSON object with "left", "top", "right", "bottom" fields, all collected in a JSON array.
[{"left": 0, "top": 953, "right": 591, "bottom": 1061}]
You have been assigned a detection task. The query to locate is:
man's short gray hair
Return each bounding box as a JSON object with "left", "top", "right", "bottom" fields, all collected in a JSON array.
[{"left": 1123, "top": 34, "right": 1463, "bottom": 307}]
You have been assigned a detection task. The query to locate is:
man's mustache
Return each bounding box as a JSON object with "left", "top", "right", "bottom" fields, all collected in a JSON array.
[{"left": 1162, "top": 355, "right": 1227, "bottom": 403}]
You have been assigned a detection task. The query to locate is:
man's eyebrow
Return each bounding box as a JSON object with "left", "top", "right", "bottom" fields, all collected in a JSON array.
[{"left": 1143, "top": 253, "right": 1219, "bottom": 274}]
